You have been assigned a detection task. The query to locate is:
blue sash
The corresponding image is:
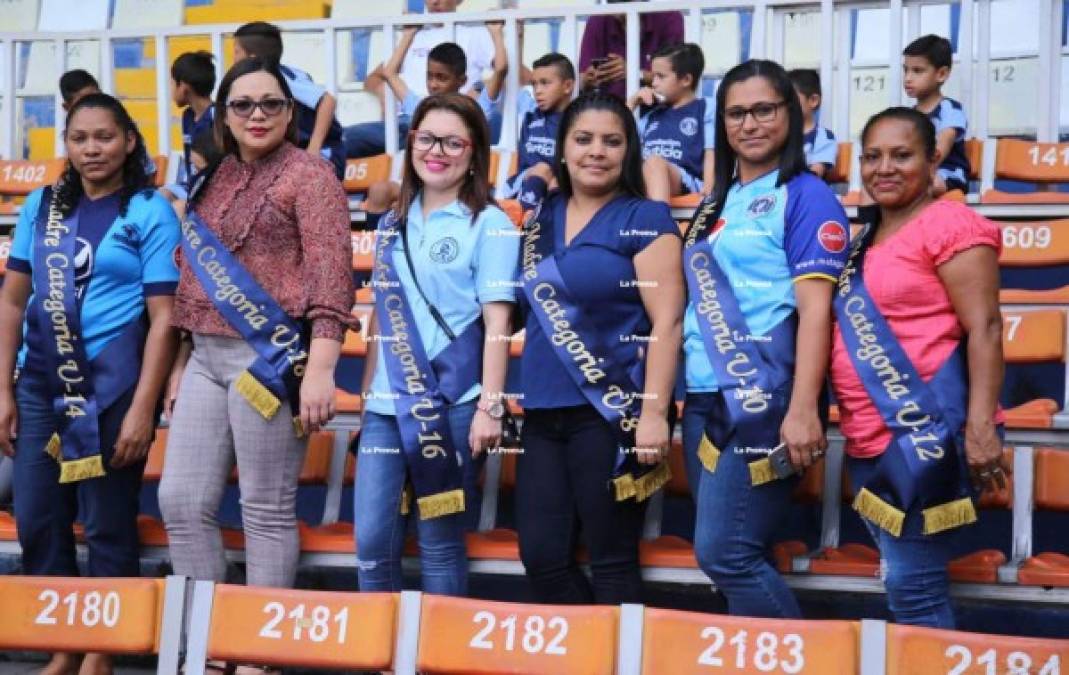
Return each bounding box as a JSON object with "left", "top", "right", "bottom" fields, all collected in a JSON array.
[
  {"left": 520, "top": 202, "right": 670, "bottom": 502},
  {"left": 181, "top": 209, "right": 307, "bottom": 435},
  {"left": 834, "top": 225, "right": 975, "bottom": 536},
  {"left": 372, "top": 211, "right": 483, "bottom": 519},
  {"left": 683, "top": 197, "right": 797, "bottom": 485},
  {"left": 32, "top": 188, "right": 145, "bottom": 482}
]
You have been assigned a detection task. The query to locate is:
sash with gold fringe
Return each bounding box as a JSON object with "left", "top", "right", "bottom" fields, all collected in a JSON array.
[
  {"left": 32, "top": 188, "right": 146, "bottom": 482},
  {"left": 683, "top": 196, "right": 797, "bottom": 486},
  {"left": 834, "top": 225, "right": 975, "bottom": 537},
  {"left": 373, "top": 212, "right": 475, "bottom": 519},
  {"left": 181, "top": 209, "right": 307, "bottom": 436},
  {"left": 520, "top": 201, "right": 670, "bottom": 502}
]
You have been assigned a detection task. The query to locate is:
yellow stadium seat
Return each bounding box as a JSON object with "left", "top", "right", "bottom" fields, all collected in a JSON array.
[
  {"left": 115, "top": 68, "right": 157, "bottom": 99},
  {"left": 185, "top": 0, "right": 328, "bottom": 25},
  {"left": 27, "top": 128, "right": 56, "bottom": 161}
]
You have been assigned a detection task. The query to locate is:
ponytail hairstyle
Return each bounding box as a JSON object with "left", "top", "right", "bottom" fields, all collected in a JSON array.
[{"left": 56, "top": 92, "right": 151, "bottom": 218}]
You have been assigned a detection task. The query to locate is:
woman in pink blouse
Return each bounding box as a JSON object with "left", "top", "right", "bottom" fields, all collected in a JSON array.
[
  {"left": 159, "top": 58, "right": 357, "bottom": 606},
  {"left": 830, "top": 107, "right": 1005, "bottom": 629}
]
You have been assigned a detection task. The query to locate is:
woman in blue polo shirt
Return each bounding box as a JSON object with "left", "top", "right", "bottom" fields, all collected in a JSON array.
[
  {"left": 682, "top": 60, "right": 850, "bottom": 618},
  {"left": 354, "top": 93, "right": 519, "bottom": 597},
  {"left": 0, "top": 93, "right": 179, "bottom": 674},
  {"left": 517, "top": 92, "right": 684, "bottom": 605}
]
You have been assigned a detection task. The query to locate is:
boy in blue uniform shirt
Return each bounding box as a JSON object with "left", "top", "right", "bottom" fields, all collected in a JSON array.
[
  {"left": 161, "top": 51, "right": 215, "bottom": 203},
  {"left": 903, "top": 34, "right": 969, "bottom": 195},
  {"left": 629, "top": 43, "right": 715, "bottom": 202},
  {"left": 789, "top": 68, "right": 837, "bottom": 179},
  {"left": 500, "top": 53, "right": 575, "bottom": 209},
  {"left": 234, "top": 21, "right": 346, "bottom": 179}
]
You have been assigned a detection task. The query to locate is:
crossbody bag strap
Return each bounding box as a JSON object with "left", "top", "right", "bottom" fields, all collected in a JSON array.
[{"left": 400, "top": 223, "right": 456, "bottom": 341}]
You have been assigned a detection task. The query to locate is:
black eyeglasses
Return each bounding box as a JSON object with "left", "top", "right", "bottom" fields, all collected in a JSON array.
[
  {"left": 408, "top": 130, "right": 472, "bottom": 156},
  {"left": 722, "top": 101, "right": 786, "bottom": 128},
  {"left": 226, "top": 97, "right": 292, "bottom": 118}
]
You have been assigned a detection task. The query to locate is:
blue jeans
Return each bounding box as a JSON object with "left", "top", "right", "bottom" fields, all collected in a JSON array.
[
  {"left": 515, "top": 405, "right": 647, "bottom": 605},
  {"left": 688, "top": 391, "right": 803, "bottom": 618},
  {"left": 353, "top": 400, "right": 481, "bottom": 595},
  {"left": 847, "top": 454, "right": 958, "bottom": 628},
  {"left": 342, "top": 120, "right": 409, "bottom": 159},
  {"left": 12, "top": 370, "right": 143, "bottom": 577}
]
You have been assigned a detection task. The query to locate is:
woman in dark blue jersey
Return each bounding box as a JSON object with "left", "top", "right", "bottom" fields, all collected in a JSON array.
[
  {"left": 516, "top": 92, "right": 684, "bottom": 604},
  {"left": 0, "top": 93, "right": 180, "bottom": 674}
]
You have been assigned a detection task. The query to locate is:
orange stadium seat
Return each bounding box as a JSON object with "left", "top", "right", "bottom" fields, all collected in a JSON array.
[
  {"left": 352, "top": 230, "right": 377, "bottom": 272},
  {"left": 0, "top": 159, "right": 66, "bottom": 215},
  {"left": 999, "top": 219, "right": 1069, "bottom": 268},
  {"left": 416, "top": 594, "right": 618, "bottom": 674},
  {"left": 885, "top": 623, "right": 1069, "bottom": 675},
  {"left": 343, "top": 154, "right": 391, "bottom": 195},
  {"left": 982, "top": 139, "right": 1069, "bottom": 204},
  {"left": 640, "top": 607, "right": 859, "bottom": 674},
  {"left": 1000, "top": 308, "right": 1066, "bottom": 429},
  {"left": 1018, "top": 448, "right": 1069, "bottom": 587}
]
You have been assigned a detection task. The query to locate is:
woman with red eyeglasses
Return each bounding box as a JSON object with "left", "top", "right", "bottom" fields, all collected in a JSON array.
[
  {"left": 353, "top": 93, "right": 519, "bottom": 596},
  {"left": 159, "top": 59, "right": 356, "bottom": 622}
]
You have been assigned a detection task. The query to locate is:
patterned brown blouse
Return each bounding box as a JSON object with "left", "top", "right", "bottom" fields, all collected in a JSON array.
[{"left": 172, "top": 142, "right": 357, "bottom": 341}]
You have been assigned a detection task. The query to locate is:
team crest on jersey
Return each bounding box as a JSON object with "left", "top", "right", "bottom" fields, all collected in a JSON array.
[
  {"left": 680, "top": 117, "right": 699, "bottom": 136},
  {"left": 817, "top": 221, "right": 848, "bottom": 253},
  {"left": 430, "top": 237, "right": 460, "bottom": 263},
  {"left": 746, "top": 194, "right": 776, "bottom": 217},
  {"left": 73, "top": 237, "right": 93, "bottom": 298}
]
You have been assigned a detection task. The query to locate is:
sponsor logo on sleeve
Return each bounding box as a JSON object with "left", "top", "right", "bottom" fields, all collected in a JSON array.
[{"left": 817, "top": 221, "right": 848, "bottom": 253}]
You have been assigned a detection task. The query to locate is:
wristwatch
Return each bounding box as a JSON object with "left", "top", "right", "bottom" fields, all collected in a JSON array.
[{"left": 477, "top": 398, "right": 506, "bottom": 420}]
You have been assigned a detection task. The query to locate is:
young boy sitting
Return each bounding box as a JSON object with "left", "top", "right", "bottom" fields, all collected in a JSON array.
[
  {"left": 628, "top": 42, "right": 714, "bottom": 203},
  {"left": 162, "top": 51, "right": 215, "bottom": 202},
  {"left": 788, "top": 68, "right": 837, "bottom": 179},
  {"left": 903, "top": 34, "right": 970, "bottom": 196},
  {"left": 500, "top": 53, "right": 575, "bottom": 210},
  {"left": 234, "top": 21, "right": 346, "bottom": 179}
]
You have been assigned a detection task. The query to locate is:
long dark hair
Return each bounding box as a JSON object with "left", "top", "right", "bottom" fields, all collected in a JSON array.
[
  {"left": 212, "top": 57, "right": 298, "bottom": 160},
  {"left": 395, "top": 93, "right": 493, "bottom": 226},
  {"left": 710, "top": 59, "right": 807, "bottom": 210},
  {"left": 56, "top": 93, "right": 150, "bottom": 218},
  {"left": 554, "top": 92, "right": 646, "bottom": 199}
]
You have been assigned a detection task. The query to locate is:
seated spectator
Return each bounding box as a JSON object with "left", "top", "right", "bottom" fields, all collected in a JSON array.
[
  {"left": 234, "top": 21, "right": 346, "bottom": 179},
  {"left": 59, "top": 69, "right": 100, "bottom": 112},
  {"left": 359, "top": 34, "right": 506, "bottom": 222},
  {"left": 629, "top": 43, "right": 714, "bottom": 202},
  {"left": 499, "top": 53, "right": 575, "bottom": 210},
  {"left": 578, "top": 0, "right": 683, "bottom": 101},
  {"left": 788, "top": 68, "right": 837, "bottom": 179},
  {"left": 350, "top": 0, "right": 495, "bottom": 156},
  {"left": 161, "top": 51, "right": 216, "bottom": 203}
]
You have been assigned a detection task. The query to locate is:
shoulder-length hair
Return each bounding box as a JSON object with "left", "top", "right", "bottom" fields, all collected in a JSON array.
[
  {"left": 211, "top": 57, "right": 299, "bottom": 161},
  {"left": 553, "top": 92, "right": 646, "bottom": 200},
  {"left": 395, "top": 93, "right": 494, "bottom": 226},
  {"left": 56, "top": 93, "right": 151, "bottom": 218},
  {"left": 710, "top": 59, "right": 807, "bottom": 209}
]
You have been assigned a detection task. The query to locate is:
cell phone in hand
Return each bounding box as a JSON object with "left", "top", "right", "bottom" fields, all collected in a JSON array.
[
  {"left": 591, "top": 57, "right": 609, "bottom": 70},
  {"left": 767, "top": 443, "right": 798, "bottom": 479}
]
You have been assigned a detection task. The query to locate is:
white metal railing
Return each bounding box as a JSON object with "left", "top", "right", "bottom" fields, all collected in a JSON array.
[{"left": 0, "top": 0, "right": 1065, "bottom": 162}]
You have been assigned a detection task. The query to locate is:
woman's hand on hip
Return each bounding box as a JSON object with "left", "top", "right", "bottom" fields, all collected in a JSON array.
[
  {"left": 299, "top": 367, "right": 336, "bottom": 434},
  {"left": 469, "top": 408, "right": 502, "bottom": 458},
  {"left": 634, "top": 412, "right": 670, "bottom": 466},
  {"left": 111, "top": 404, "right": 156, "bottom": 468},
  {"left": 0, "top": 388, "right": 17, "bottom": 457},
  {"left": 780, "top": 405, "right": 827, "bottom": 471}
]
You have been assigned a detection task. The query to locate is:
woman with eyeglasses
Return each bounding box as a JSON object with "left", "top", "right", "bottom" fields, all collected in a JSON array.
[
  {"left": 159, "top": 59, "right": 356, "bottom": 615},
  {"left": 682, "top": 60, "right": 850, "bottom": 618},
  {"left": 353, "top": 93, "right": 519, "bottom": 596}
]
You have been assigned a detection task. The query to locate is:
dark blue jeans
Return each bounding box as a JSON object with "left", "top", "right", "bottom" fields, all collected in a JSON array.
[
  {"left": 515, "top": 405, "right": 647, "bottom": 605},
  {"left": 353, "top": 400, "right": 481, "bottom": 595},
  {"left": 687, "top": 391, "right": 803, "bottom": 618},
  {"left": 12, "top": 370, "right": 143, "bottom": 577},
  {"left": 847, "top": 454, "right": 958, "bottom": 628}
]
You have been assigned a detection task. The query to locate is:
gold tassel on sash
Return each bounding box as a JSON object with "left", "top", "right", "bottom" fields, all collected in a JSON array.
[
  {"left": 43, "top": 433, "right": 61, "bottom": 462},
  {"left": 399, "top": 485, "right": 411, "bottom": 516},
  {"left": 292, "top": 417, "right": 306, "bottom": 438},
  {"left": 749, "top": 458, "right": 775, "bottom": 486},
  {"left": 612, "top": 472, "right": 636, "bottom": 501},
  {"left": 417, "top": 488, "right": 465, "bottom": 520},
  {"left": 853, "top": 487, "right": 905, "bottom": 537},
  {"left": 923, "top": 497, "right": 977, "bottom": 535},
  {"left": 58, "top": 455, "right": 105, "bottom": 483},
  {"left": 698, "top": 435, "right": 720, "bottom": 473},
  {"left": 235, "top": 370, "right": 281, "bottom": 420},
  {"left": 633, "top": 461, "right": 672, "bottom": 502}
]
